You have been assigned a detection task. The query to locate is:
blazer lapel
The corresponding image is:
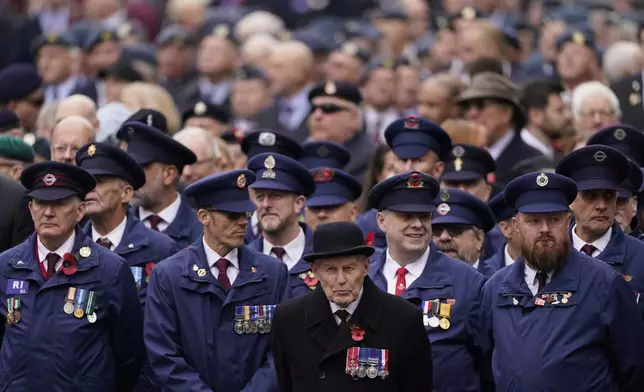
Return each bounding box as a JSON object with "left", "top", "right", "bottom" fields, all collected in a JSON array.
[{"left": 304, "top": 286, "right": 339, "bottom": 354}]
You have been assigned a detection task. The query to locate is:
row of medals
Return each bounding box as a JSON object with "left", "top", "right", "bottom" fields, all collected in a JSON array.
[
  {"left": 348, "top": 359, "right": 386, "bottom": 380},
  {"left": 424, "top": 314, "right": 450, "bottom": 330},
  {"left": 64, "top": 298, "right": 97, "bottom": 323},
  {"left": 234, "top": 318, "right": 271, "bottom": 335}
]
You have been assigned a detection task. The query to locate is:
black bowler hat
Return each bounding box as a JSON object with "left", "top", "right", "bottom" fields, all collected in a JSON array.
[
  {"left": 303, "top": 222, "right": 375, "bottom": 263},
  {"left": 76, "top": 142, "right": 146, "bottom": 190},
  {"left": 20, "top": 161, "right": 96, "bottom": 201}
]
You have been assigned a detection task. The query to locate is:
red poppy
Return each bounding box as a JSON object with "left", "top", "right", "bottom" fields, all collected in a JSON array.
[
  {"left": 145, "top": 262, "right": 156, "bottom": 277},
  {"left": 365, "top": 232, "right": 375, "bottom": 246},
  {"left": 303, "top": 275, "right": 318, "bottom": 287},
  {"left": 61, "top": 253, "right": 78, "bottom": 276},
  {"left": 351, "top": 327, "right": 365, "bottom": 342}
]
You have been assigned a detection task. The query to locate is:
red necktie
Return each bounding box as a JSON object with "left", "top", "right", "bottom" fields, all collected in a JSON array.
[
  {"left": 271, "top": 247, "right": 286, "bottom": 261},
  {"left": 581, "top": 244, "right": 596, "bottom": 256},
  {"left": 147, "top": 215, "right": 163, "bottom": 232},
  {"left": 45, "top": 253, "right": 60, "bottom": 279},
  {"left": 395, "top": 267, "right": 408, "bottom": 296},
  {"left": 216, "top": 258, "right": 231, "bottom": 290}
]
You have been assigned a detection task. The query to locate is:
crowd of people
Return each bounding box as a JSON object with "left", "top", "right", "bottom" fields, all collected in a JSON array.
[{"left": 0, "top": 0, "right": 644, "bottom": 391}]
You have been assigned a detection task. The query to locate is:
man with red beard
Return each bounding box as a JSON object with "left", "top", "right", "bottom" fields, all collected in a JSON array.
[{"left": 480, "top": 171, "right": 644, "bottom": 392}]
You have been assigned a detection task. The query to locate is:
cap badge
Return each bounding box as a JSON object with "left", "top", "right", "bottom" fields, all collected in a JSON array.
[
  {"left": 47, "top": 34, "right": 58, "bottom": 43},
  {"left": 23, "top": 133, "right": 35, "bottom": 146},
  {"left": 633, "top": 80, "right": 641, "bottom": 92},
  {"left": 440, "top": 190, "right": 450, "bottom": 202},
  {"left": 87, "top": 144, "right": 97, "bottom": 156},
  {"left": 316, "top": 146, "right": 330, "bottom": 157},
  {"left": 236, "top": 174, "right": 246, "bottom": 189},
  {"left": 263, "top": 155, "right": 276, "bottom": 179},
  {"left": 462, "top": 6, "right": 476, "bottom": 20},
  {"left": 213, "top": 24, "right": 230, "bottom": 38},
  {"left": 194, "top": 102, "right": 207, "bottom": 115},
  {"left": 536, "top": 173, "right": 549, "bottom": 187},
  {"left": 454, "top": 158, "right": 463, "bottom": 172},
  {"left": 630, "top": 93, "right": 641, "bottom": 106},
  {"left": 342, "top": 42, "right": 358, "bottom": 56},
  {"left": 312, "top": 168, "right": 334, "bottom": 183},
  {"left": 571, "top": 32, "right": 585, "bottom": 45},
  {"left": 43, "top": 174, "right": 57, "bottom": 187},
  {"left": 404, "top": 116, "right": 419, "bottom": 130},
  {"left": 324, "top": 81, "right": 337, "bottom": 95},
  {"left": 146, "top": 115, "right": 152, "bottom": 126},
  {"left": 117, "top": 23, "right": 132, "bottom": 39},
  {"left": 382, "top": 58, "right": 395, "bottom": 69},
  {"left": 258, "top": 132, "right": 276, "bottom": 146},
  {"left": 593, "top": 150, "right": 607, "bottom": 163},
  {"left": 407, "top": 173, "right": 424, "bottom": 188},
  {"left": 437, "top": 203, "right": 451, "bottom": 216},
  {"left": 452, "top": 146, "right": 465, "bottom": 158},
  {"left": 100, "top": 31, "right": 112, "bottom": 41},
  {"left": 233, "top": 128, "right": 245, "bottom": 142},
  {"left": 613, "top": 128, "right": 626, "bottom": 141},
  {"left": 79, "top": 247, "right": 91, "bottom": 258}
]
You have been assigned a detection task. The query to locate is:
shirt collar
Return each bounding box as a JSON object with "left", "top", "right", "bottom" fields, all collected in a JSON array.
[
  {"left": 263, "top": 227, "right": 306, "bottom": 263},
  {"left": 330, "top": 287, "right": 364, "bottom": 315},
  {"left": 203, "top": 236, "right": 240, "bottom": 270},
  {"left": 524, "top": 261, "right": 553, "bottom": 285},
  {"left": 571, "top": 224, "right": 612, "bottom": 253},
  {"left": 37, "top": 231, "right": 76, "bottom": 263},
  {"left": 383, "top": 245, "right": 430, "bottom": 280},
  {"left": 504, "top": 244, "right": 516, "bottom": 267},
  {"left": 139, "top": 192, "right": 182, "bottom": 225},
  {"left": 91, "top": 215, "right": 127, "bottom": 249},
  {"left": 280, "top": 84, "right": 313, "bottom": 108},
  {"left": 472, "top": 259, "right": 479, "bottom": 269},
  {"left": 487, "top": 130, "right": 514, "bottom": 160}
]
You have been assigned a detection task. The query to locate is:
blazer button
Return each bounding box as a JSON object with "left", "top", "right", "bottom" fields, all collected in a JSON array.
[{"left": 318, "top": 371, "right": 326, "bottom": 379}]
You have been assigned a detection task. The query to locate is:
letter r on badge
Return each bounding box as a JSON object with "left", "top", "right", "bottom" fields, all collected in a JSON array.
[{"left": 12, "top": 281, "right": 20, "bottom": 290}]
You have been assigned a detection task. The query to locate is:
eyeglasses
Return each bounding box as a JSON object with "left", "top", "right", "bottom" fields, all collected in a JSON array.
[
  {"left": 309, "top": 103, "right": 350, "bottom": 115},
  {"left": 578, "top": 108, "right": 616, "bottom": 120},
  {"left": 432, "top": 224, "right": 474, "bottom": 237},
  {"left": 207, "top": 209, "right": 252, "bottom": 221},
  {"left": 52, "top": 145, "right": 81, "bottom": 156}
]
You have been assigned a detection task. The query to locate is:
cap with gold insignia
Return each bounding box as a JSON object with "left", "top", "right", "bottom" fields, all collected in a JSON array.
[
  {"left": 241, "top": 130, "right": 303, "bottom": 160},
  {"left": 306, "top": 168, "right": 362, "bottom": 208},
  {"left": 442, "top": 143, "right": 496, "bottom": 182},
  {"left": 247, "top": 153, "right": 316, "bottom": 197},
  {"left": 115, "top": 21, "right": 148, "bottom": 42},
  {"left": 556, "top": 145, "right": 630, "bottom": 191},
  {"left": 182, "top": 102, "right": 231, "bottom": 124},
  {"left": 20, "top": 161, "right": 96, "bottom": 202},
  {"left": 31, "top": 33, "right": 73, "bottom": 55},
  {"left": 185, "top": 169, "right": 257, "bottom": 212},
  {"left": 83, "top": 28, "right": 119, "bottom": 52},
  {"left": 308, "top": 80, "right": 362, "bottom": 105},
  {"left": 300, "top": 141, "right": 350, "bottom": 169},
  {"left": 431, "top": 188, "right": 495, "bottom": 232},
  {"left": 76, "top": 142, "right": 146, "bottom": 190},
  {"left": 367, "top": 171, "right": 440, "bottom": 213},
  {"left": 587, "top": 125, "right": 644, "bottom": 167},
  {"left": 448, "top": 6, "right": 485, "bottom": 26},
  {"left": 504, "top": 172, "right": 577, "bottom": 213},
  {"left": 199, "top": 21, "right": 239, "bottom": 45},
  {"left": 555, "top": 29, "right": 597, "bottom": 55},
  {"left": 337, "top": 42, "right": 371, "bottom": 63},
  {"left": 155, "top": 24, "right": 196, "bottom": 47},
  {"left": 385, "top": 116, "right": 452, "bottom": 161}
]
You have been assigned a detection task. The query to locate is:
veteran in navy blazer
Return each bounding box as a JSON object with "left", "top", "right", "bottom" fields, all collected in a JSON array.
[
  {"left": 76, "top": 142, "right": 182, "bottom": 308},
  {"left": 144, "top": 170, "right": 288, "bottom": 391},
  {"left": 122, "top": 122, "right": 202, "bottom": 247},
  {"left": 367, "top": 171, "right": 487, "bottom": 392},
  {"left": 272, "top": 221, "right": 432, "bottom": 392},
  {"left": 480, "top": 171, "right": 644, "bottom": 392}
]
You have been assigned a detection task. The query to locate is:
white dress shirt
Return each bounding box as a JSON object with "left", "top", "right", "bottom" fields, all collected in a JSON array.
[
  {"left": 199, "top": 77, "right": 233, "bottom": 105},
  {"left": 139, "top": 193, "right": 182, "bottom": 232},
  {"left": 520, "top": 128, "right": 554, "bottom": 159},
  {"left": 382, "top": 246, "right": 430, "bottom": 295},
  {"left": 571, "top": 224, "right": 612, "bottom": 258},
  {"left": 278, "top": 85, "right": 312, "bottom": 131},
  {"left": 45, "top": 76, "right": 79, "bottom": 103},
  {"left": 363, "top": 106, "right": 398, "bottom": 144},
  {"left": 263, "top": 228, "right": 306, "bottom": 271},
  {"left": 487, "top": 130, "right": 514, "bottom": 160},
  {"left": 504, "top": 244, "right": 516, "bottom": 267},
  {"left": 472, "top": 259, "right": 479, "bottom": 269},
  {"left": 330, "top": 288, "right": 364, "bottom": 325},
  {"left": 91, "top": 216, "right": 127, "bottom": 251},
  {"left": 203, "top": 237, "right": 240, "bottom": 285},
  {"left": 524, "top": 262, "right": 553, "bottom": 296},
  {"left": 37, "top": 232, "right": 75, "bottom": 273}
]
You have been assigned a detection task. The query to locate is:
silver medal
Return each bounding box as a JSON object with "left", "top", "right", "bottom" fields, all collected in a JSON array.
[
  {"left": 429, "top": 316, "right": 440, "bottom": 328},
  {"left": 63, "top": 302, "right": 74, "bottom": 315},
  {"left": 367, "top": 365, "right": 378, "bottom": 379}
]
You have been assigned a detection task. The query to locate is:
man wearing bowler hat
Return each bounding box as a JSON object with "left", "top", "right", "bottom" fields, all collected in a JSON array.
[
  {"left": 271, "top": 221, "right": 432, "bottom": 392},
  {"left": 0, "top": 161, "right": 144, "bottom": 391}
]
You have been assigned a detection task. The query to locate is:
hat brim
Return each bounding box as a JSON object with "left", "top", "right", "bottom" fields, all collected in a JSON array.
[
  {"left": 306, "top": 195, "right": 350, "bottom": 208},
  {"left": 516, "top": 203, "right": 570, "bottom": 214},
  {"left": 303, "top": 245, "right": 375, "bottom": 263},
  {"left": 385, "top": 204, "right": 437, "bottom": 213},
  {"left": 83, "top": 168, "right": 145, "bottom": 190},
  {"left": 250, "top": 180, "right": 299, "bottom": 194},
  {"left": 432, "top": 215, "right": 475, "bottom": 226},
  {"left": 391, "top": 145, "right": 430, "bottom": 160},
  {"left": 212, "top": 200, "right": 257, "bottom": 213},
  {"left": 576, "top": 178, "right": 622, "bottom": 192},
  {"left": 27, "top": 188, "right": 81, "bottom": 202},
  {"left": 441, "top": 171, "right": 484, "bottom": 182}
]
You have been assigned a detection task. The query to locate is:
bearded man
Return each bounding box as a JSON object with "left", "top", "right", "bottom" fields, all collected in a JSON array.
[{"left": 479, "top": 171, "right": 644, "bottom": 392}]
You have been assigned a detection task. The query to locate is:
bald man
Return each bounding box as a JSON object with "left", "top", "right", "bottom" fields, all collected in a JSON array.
[
  {"left": 50, "top": 116, "right": 96, "bottom": 164},
  {"left": 55, "top": 94, "right": 100, "bottom": 131},
  {"left": 252, "top": 40, "right": 314, "bottom": 142},
  {"left": 173, "top": 127, "right": 231, "bottom": 185}
]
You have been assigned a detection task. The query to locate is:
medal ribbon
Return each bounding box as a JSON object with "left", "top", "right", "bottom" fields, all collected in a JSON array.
[
  {"left": 243, "top": 306, "right": 250, "bottom": 323},
  {"left": 130, "top": 267, "right": 143, "bottom": 286},
  {"left": 85, "top": 291, "right": 96, "bottom": 315},
  {"left": 14, "top": 297, "right": 20, "bottom": 310},
  {"left": 382, "top": 349, "right": 389, "bottom": 375},
  {"left": 234, "top": 306, "right": 244, "bottom": 320},
  {"left": 368, "top": 348, "right": 379, "bottom": 366},
  {"left": 66, "top": 287, "right": 76, "bottom": 303},
  {"left": 422, "top": 300, "right": 430, "bottom": 314},
  {"left": 6, "top": 298, "right": 13, "bottom": 314},
  {"left": 439, "top": 303, "right": 451, "bottom": 318},
  {"left": 251, "top": 305, "right": 257, "bottom": 326},
  {"left": 431, "top": 300, "right": 440, "bottom": 316},
  {"left": 358, "top": 347, "right": 368, "bottom": 369},
  {"left": 345, "top": 347, "right": 359, "bottom": 374},
  {"left": 75, "top": 289, "right": 87, "bottom": 309}
]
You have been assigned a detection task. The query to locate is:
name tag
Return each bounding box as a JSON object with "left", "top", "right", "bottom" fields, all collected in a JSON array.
[{"left": 6, "top": 279, "right": 28, "bottom": 295}]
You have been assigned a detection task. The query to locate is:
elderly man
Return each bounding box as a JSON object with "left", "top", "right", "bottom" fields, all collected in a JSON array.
[
  {"left": 325, "top": 42, "right": 370, "bottom": 84},
  {"left": 0, "top": 161, "right": 144, "bottom": 391},
  {"left": 480, "top": 171, "right": 644, "bottom": 391},
  {"left": 459, "top": 72, "right": 545, "bottom": 185},
  {"left": 556, "top": 145, "right": 644, "bottom": 319},
  {"left": 253, "top": 40, "right": 315, "bottom": 143},
  {"left": 230, "top": 65, "right": 272, "bottom": 132},
  {"left": 571, "top": 82, "right": 621, "bottom": 147},
  {"left": 0, "top": 64, "right": 44, "bottom": 132},
  {"left": 50, "top": 116, "right": 96, "bottom": 164},
  {"left": 55, "top": 94, "right": 100, "bottom": 130},
  {"left": 361, "top": 59, "right": 399, "bottom": 143},
  {"left": 174, "top": 127, "right": 230, "bottom": 185},
  {"left": 32, "top": 34, "right": 81, "bottom": 103},
  {"left": 366, "top": 171, "right": 486, "bottom": 392},
  {"left": 416, "top": 73, "right": 463, "bottom": 124},
  {"left": 272, "top": 221, "right": 432, "bottom": 391},
  {"left": 145, "top": 169, "right": 288, "bottom": 391},
  {"left": 603, "top": 41, "right": 643, "bottom": 85},
  {"left": 611, "top": 46, "right": 644, "bottom": 127},
  {"left": 307, "top": 81, "right": 375, "bottom": 181}
]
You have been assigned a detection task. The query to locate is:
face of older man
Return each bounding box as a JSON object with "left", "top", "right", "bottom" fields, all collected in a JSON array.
[
  {"left": 616, "top": 196, "right": 638, "bottom": 233},
  {"left": 251, "top": 189, "right": 304, "bottom": 235},
  {"left": 363, "top": 68, "right": 396, "bottom": 109},
  {"left": 312, "top": 255, "right": 369, "bottom": 308},
  {"left": 570, "top": 189, "right": 617, "bottom": 242},
  {"left": 29, "top": 196, "right": 85, "bottom": 240},
  {"left": 51, "top": 120, "right": 95, "bottom": 164},
  {"left": 85, "top": 176, "right": 131, "bottom": 217},
  {"left": 231, "top": 79, "right": 271, "bottom": 118},
  {"left": 432, "top": 224, "right": 483, "bottom": 264},
  {"left": 304, "top": 202, "right": 356, "bottom": 231},
  {"left": 178, "top": 136, "right": 218, "bottom": 185},
  {"left": 308, "top": 96, "right": 360, "bottom": 144},
  {"left": 197, "top": 37, "right": 236, "bottom": 76},
  {"left": 199, "top": 209, "right": 251, "bottom": 251},
  {"left": 575, "top": 96, "right": 619, "bottom": 137},
  {"left": 417, "top": 80, "right": 453, "bottom": 124},
  {"left": 513, "top": 211, "right": 571, "bottom": 272},
  {"left": 325, "top": 51, "right": 363, "bottom": 84},
  {"left": 463, "top": 98, "right": 514, "bottom": 145}
]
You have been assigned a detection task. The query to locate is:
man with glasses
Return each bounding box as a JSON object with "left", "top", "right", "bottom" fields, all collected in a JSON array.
[
  {"left": 307, "top": 80, "right": 375, "bottom": 182},
  {"left": 174, "top": 127, "right": 230, "bottom": 186},
  {"left": 145, "top": 169, "right": 288, "bottom": 391},
  {"left": 50, "top": 116, "right": 95, "bottom": 165},
  {"left": 367, "top": 171, "right": 487, "bottom": 392},
  {"left": 0, "top": 64, "right": 44, "bottom": 133},
  {"left": 556, "top": 145, "right": 644, "bottom": 320}
]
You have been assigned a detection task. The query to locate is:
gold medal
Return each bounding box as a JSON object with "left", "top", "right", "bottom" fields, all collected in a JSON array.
[
  {"left": 6, "top": 312, "right": 14, "bottom": 325},
  {"left": 439, "top": 318, "right": 450, "bottom": 330},
  {"left": 74, "top": 307, "right": 84, "bottom": 319},
  {"left": 12, "top": 310, "right": 20, "bottom": 324}
]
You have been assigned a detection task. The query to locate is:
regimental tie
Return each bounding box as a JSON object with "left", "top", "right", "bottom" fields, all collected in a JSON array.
[
  {"left": 147, "top": 215, "right": 163, "bottom": 232},
  {"left": 96, "top": 238, "right": 113, "bottom": 249},
  {"left": 536, "top": 271, "right": 548, "bottom": 293},
  {"left": 216, "top": 258, "right": 232, "bottom": 290},
  {"left": 395, "top": 267, "right": 408, "bottom": 296},
  {"left": 580, "top": 244, "right": 597, "bottom": 256},
  {"left": 45, "top": 253, "right": 60, "bottom": 279},
  {"left": 271, "top": 247, "right": 286, "bottom": 262},
  {"left": 335, "top": 309, "right": 350, "bottom": 329}
]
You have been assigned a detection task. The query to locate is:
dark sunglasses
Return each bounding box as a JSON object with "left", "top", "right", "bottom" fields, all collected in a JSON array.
[
  {"left": 207, "top": 209, "right": 252, "bottom": 221},
  {"left": 309, "top": 103, "right": 349, "bottom": 115},
  {"left": 461, "top": 98, "right": 507, "bottom": 112},
  {"left": 432, "top": 224, "right": 474, "bottom": 237}
]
